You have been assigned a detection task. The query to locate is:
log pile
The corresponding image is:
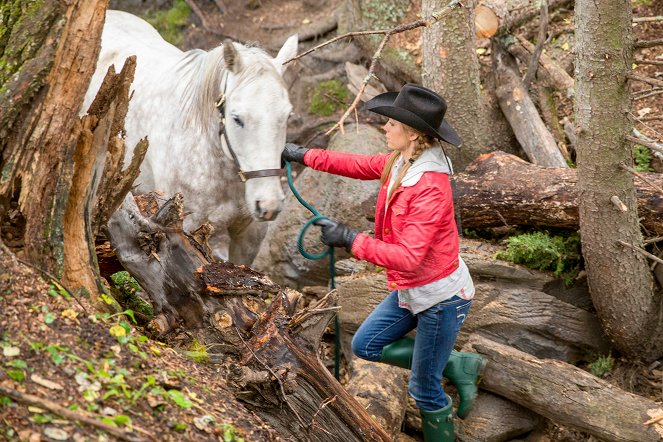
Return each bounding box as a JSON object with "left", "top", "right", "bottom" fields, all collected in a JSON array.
[{"left": 106, "top": 191, "right": 391, "bottom": 442}]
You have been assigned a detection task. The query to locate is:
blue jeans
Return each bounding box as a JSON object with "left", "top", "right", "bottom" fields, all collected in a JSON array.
[{"left": 351, "top": 291, "right": 472, "bottom": 411}]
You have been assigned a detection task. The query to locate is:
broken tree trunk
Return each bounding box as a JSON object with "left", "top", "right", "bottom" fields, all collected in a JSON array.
[
  {"left": 463, "top": 334, "right": 663, "bottom": 442},
  {"left": 106, "top": 192, "right": 391, "bottom": 442},
  {"left": 478, "top": 0, "right": 573, "bottom": 34},
  {"left": 493, "top": 43, "right": 568, "bottom": 168},
  {"left": 452, "top": 151, "right": 663, "bottom": 235}
]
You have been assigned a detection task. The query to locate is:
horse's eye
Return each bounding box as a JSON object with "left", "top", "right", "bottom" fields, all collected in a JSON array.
[{"left": 232, "top": 115, "right": 244, "bottom": 128}]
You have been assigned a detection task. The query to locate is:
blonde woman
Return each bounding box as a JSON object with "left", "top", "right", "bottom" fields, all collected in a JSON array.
[{"left": 282, "top": 84, "right": 484, "bottom": 441}]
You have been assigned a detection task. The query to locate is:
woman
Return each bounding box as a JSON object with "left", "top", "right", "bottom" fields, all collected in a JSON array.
[{"left": 282, "top": 84, "right": 483, "bottom": 441}]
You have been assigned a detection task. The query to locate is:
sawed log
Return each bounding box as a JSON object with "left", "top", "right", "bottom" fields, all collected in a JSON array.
[
  {"left": 463, "top": 334, "right": 663, "bottom": 442},
  {"left": 493, "top": 43, "right": 568, "bottom": 168},
  {"left": 452, "top": 151, "right": 663, "bottom": 236},
  {"left": 106, "top": 192, "right": 390, "bottom": 442}
]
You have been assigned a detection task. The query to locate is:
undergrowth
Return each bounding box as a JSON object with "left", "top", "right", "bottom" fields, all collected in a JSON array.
[
  {"left": 308, "top": 80, "right": 350, "bottom": 116},
  {"left": 494, "top": 230, "right": 583, "bottom": 284},
  {"left": 143, "top": 0, "right": 191, "bottom": 46}
]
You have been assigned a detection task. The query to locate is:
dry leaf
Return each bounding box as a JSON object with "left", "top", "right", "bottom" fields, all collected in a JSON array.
[{"left": 31, "top": 374, "right": 63, "bottom": 390}]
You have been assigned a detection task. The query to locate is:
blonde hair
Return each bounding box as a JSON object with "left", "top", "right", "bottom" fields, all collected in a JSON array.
[{"left": 380, "top": 123, "right": 438, "bottom": 201}]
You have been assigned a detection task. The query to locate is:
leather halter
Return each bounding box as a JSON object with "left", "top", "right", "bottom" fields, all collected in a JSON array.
[{"left": 215, "top": 72, "right": 286, "bottom": 182}]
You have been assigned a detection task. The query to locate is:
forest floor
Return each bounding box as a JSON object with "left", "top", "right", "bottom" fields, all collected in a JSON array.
[{"left": 1, "top": 0, "right": 663, "bottom": 441}]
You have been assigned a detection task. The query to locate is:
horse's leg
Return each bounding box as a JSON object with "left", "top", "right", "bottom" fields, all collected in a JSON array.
[
  {"left": 207, "top": 229, "right": 231, "bottom": 262},
  {"left": 228, "top": 219, "right": 268, "bottom": 266}
]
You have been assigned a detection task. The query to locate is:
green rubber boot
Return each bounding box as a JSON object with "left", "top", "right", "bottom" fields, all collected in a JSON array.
[
  {"left": 443, "top": 351, "right": 485, "bottom": 419},
  {"left": 380, "top": 337, "right": 483, "bottom": 419},
  {"left": 379, "top": 336, "right": 415, "bottom": 369},
  {"left": 420, "top": 400, "right": 455, "bottom": 442}
]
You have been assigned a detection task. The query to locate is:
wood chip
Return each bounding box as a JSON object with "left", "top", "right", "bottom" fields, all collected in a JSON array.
[{"left": 31, "top": 374, "right": 64, "bottom": 390}]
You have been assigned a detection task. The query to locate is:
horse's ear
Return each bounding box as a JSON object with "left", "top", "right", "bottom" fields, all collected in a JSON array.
[
  {"left": 273, "top": 34, "right": 298, "bottom": 75},
  {"left": 223, "top": 39, "right": 241, "bottom": 73}
]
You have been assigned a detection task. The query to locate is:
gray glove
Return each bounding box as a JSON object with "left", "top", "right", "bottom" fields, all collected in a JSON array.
[
  {"left": 313, "top": 218, "right": 359, "bottom": 253},
  {"left": 282, "top": 143, "right": 309, "bottom": 166}
]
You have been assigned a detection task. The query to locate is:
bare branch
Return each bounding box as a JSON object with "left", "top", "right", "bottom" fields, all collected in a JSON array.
[
  {"left": 617, "top": 240, "right": 663, "bottom": 266},
  {"left": 619, "top": 163, "right": 663, "bottom": 196},
  {"left": 633, "top": 16, "right": 663, "bottom": 23},
  {"left": 634, "top": 38, "right": 663, "bottom": 48},
  {"left": 283, "top": 0, "right": 461, "bottom": 135},
  {"left": 523, "top": 0, "right": 549, "bottom": 89},
  {"left": 628, "top": 73, "right": 663, "bottom": 88},
  {"left": 627, "top": 134, "right": 663, "bottom": 157},
  {"left": 635, "top": 58, "right": 663, "bottom": 66}
]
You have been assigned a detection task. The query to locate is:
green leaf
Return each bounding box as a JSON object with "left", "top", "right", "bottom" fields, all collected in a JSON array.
[
  {"left": 31, "top": 414, "right": 53, "bottom": 424},
  {"left": 43, "top": 312, "right": 56, "bottom": 324},
  {"left": 167, "top": 389, "right": 193, "bottom": 409},
  {"left": 114, "top": 415, "right": 132, "bottom": 426},
  {"left": 172, "top": 422, "right": 188, "bottom": 431},
  {"left": 7, "top": 359, "right": 27, "bottom": 369},
  {"left": 7, "top": 370, "right": 25, "bottom": 382}
]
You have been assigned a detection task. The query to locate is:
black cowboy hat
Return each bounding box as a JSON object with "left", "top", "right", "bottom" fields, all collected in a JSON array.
[{"left": 364, "top": 83, "right": 461, "bottom": 146}]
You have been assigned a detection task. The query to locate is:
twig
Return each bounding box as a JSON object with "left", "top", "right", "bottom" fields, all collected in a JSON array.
[
  {"left": 283, "top": 0, "right": 462, "bottom": 135},
  {"left": 633, "top": 16, "right": 663, "bottom": 23},
  {"left": 0, "top": 386, "right": 147, "bottom": 442},
  {"left": 626, "top": 134, "right": 663, "bottom": 156},
  {"left": 644, "top": 236, "right": 663, "bottom": 245},
  {"left": 645, "top": 412, "right": 663, "bottom": 425},
  {"left": 618, "top": 240, "right": 663, "bottom": 266},
  {"left": 633, "top": 88, "right": 663, "bottom": 101},
  {"left": 635, "top": 38, "right": 663, "bottom": 48},
  {"left": 522, "top": 0, "right": 549, "bottom": 89},
  {"left": 635, "top": 58, "right": 663, "bottom": 66},
  {"left": 619, "top": 163, "right": 663, "bottom": 196},
  {"left": 233, "top": 326, "right": 307, "bottom": 431},
  {"left": 628, "top": 73, "right": 663, "bottom": 88},
  {"left": 308, "top": 396, "right": 337, "bottom": 435},
  {"left": 14, "top": 256, "right": 89, "bottom": 315}
]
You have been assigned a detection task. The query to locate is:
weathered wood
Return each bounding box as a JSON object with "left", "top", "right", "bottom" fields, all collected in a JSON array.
[
  {"left": 478, "top": 0, "right": 573, "bottom": 33},
  {"left": 452, "top": 151, "right": 663, "bottom": 235},
  {"left": 458, "top": 282, "right": 610, "bottom": 363},
  {"left": 457, "top": 392, "right": 542, "bottom": 442},
  {"left": 11, "top": 0, "right": 108, "bottom": 273},
  {"left": 493, "top": 43, "right": 568, "bottom": 168},
  {"left": 106, "top": 192, "right": 391, "bottom": 442},
  {"left": 345, "top": 358, "right": 409, "bottom": 440},
  {"left": 463, "top": 334, "right": 663, "bottom": 442},
  {"left": 508, "top": 35, "right": 575, "bottom": 96}
]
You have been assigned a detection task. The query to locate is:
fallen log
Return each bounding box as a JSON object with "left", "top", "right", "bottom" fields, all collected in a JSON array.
[
  {"left": 478, "top": 0, "right": 573, "bottom": 34},
  {"left": 457, "top": 392, "right": 542, "bottom": 442},
  {"left": 452, "top": 151, "right": 663, "bottom": 235},
  {"left": 493, "top": 43, "right": 568, "bottom": 168},
  {"left": 345, "top": 358, "right": 409, "bottom": 440},
  {"left": 106, "top": 192, "right": 391, "bottom": 442},
  {"left": 463, "top": 334, "right": 663, "bottom": 442}
]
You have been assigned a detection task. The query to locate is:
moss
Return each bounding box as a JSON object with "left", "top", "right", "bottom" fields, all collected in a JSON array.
[
  {"left": 185, "top": 339, "right": 209, "bottom": 364},
  {"left": 633, "top": 145, "right": 653, "bottom": 172},
  {"left": 495, "top": 231, "right": 583, "bottom": 284},
  {"left": 589, "top": 354, "right": 614, "bottom": 377},
  {"left": 109, "top": 271, "right": 154, "bottom": 319},
  {"left": 307, "top": 80, "right": 350, "bottom": 116},
  {"left": 361, "top": 0, "right": 407, "bottom": 28},
  {"left": 143, "top": 0, "right": 191, "bottom": 46}
]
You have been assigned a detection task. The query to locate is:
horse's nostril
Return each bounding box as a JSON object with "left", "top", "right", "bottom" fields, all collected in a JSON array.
[{"left": 256, "top": 201, "right": 279, "bottom": 221}]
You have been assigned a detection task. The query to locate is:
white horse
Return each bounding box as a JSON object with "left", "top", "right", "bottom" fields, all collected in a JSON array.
[{"left": 83, "top": 10, "right": 298, "bottom": 264}]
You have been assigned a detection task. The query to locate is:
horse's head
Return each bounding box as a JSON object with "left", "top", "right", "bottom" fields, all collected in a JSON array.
[{"left": 217, "top": 35, "right": 298, "bottom": 221}]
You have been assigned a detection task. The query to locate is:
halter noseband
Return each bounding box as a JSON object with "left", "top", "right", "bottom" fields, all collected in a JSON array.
[{"left": 215, "top": 73, "right": 286, "bottom": 183}]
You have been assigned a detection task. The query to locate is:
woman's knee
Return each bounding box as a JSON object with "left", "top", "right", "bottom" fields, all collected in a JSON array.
[{"left": 351, "top": 333, "right": 381, "bottom": 361}]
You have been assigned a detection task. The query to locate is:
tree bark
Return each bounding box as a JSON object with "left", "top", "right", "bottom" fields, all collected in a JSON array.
[
  {"left": 0, "top": 0, "right": 109, "bottom": 275},
  {"left": 106, "top": 192, "right": 392, "bottom": 442},
  {"left": 421, "top": 0, "right": 498, "bottom": 170},
  {"left": 464, "top": 334, "right": 663, "bottom": 442},
  {"left": 493, "top": 43, "right": 568, "bottom": 168},
  {"left": 575, "top": 0, "right": 663, "bottom": 360},
  {"left": 452, "top": 151, "right": 663, "bottom": 235}
]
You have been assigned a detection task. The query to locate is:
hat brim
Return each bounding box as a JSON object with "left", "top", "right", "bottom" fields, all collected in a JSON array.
[{"left": 364, "top": 92, "right": 461, "bottom": 146}]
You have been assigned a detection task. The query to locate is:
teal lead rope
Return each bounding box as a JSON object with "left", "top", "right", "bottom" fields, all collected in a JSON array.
[{"left": 284, "top": 161, "right": 341, "bottom": 380}]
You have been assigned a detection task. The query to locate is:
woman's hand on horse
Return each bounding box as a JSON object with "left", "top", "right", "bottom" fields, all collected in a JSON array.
[
  {"left": 313, "top": 218, "right": 359, "bottom": 253},
  {"left": 282, "top": 143, "right": 309, "bottom": 166}
]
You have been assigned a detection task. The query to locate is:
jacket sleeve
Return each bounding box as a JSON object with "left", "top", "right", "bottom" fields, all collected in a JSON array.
[
  {"left": 304, "top": 149, "right": 390, "bottom": 180},
  {"left": 352, "top": 185, "right": 452, "bottom": 272}
]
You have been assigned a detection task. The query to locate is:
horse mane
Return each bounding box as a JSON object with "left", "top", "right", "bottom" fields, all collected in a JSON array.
[{"left": 176, "top": 43, "right": 284, "bottom": 134}]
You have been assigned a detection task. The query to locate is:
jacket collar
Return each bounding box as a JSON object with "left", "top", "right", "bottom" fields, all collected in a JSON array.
[{"left": 400, "top": 146, "right": 453, "bottom": 187}]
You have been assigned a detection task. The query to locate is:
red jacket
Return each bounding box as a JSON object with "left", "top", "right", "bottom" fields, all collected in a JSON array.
[{"left": 304, "top": 149, "right": 460, "bottom": 290}]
